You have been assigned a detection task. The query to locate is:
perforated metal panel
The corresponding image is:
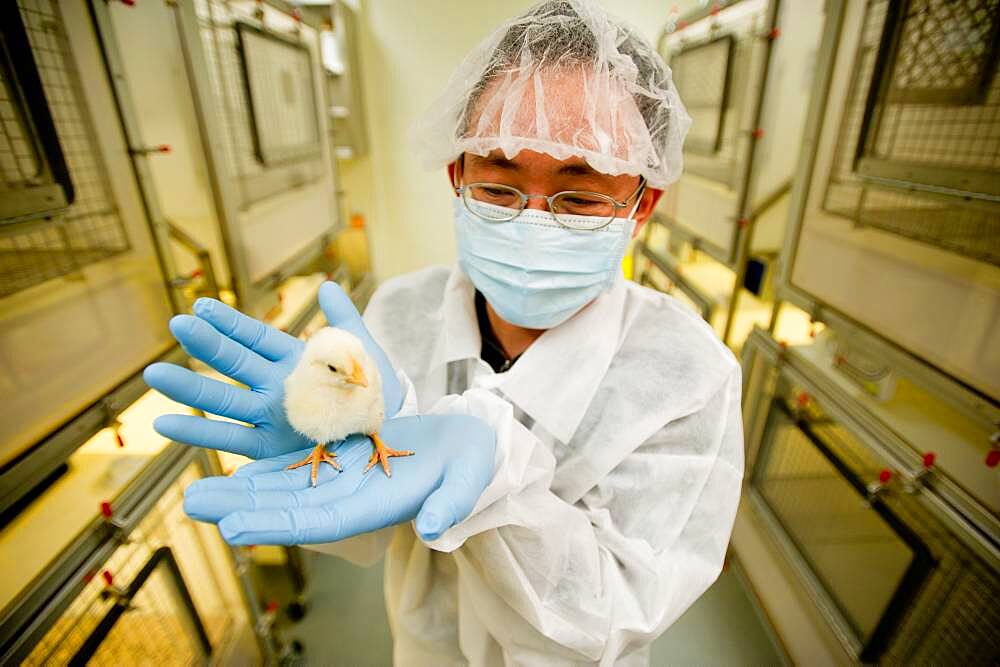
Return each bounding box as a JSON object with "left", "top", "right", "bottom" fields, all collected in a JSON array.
[
  {"left": 671, "top": 36, "right": 734, "bottom": 154},
  {"left": 237, "top": 21, "right": 320, "bottom": 165},
  {"left": 0, "top": 0, "right": 129, "bottom": 297},
  {"left": 824, "top": 0, "right": 1000, "bottom": 265}
]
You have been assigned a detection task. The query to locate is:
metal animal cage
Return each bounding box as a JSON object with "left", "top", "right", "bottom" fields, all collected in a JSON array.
[
  {"left": 824, "top": 0, "right": 1000, "bottom": 265},
  {"left": 743, "top": 330, "right": 1000, "bottom": 664},
  {"left": 194, "top": 0, "right": 325, "bottom": 205},
  {"left": 19, "top": 463, "right": 251, "bottom": 666},
  {"left": 0, "top": 0, "right": 130, "bottom": 298}
]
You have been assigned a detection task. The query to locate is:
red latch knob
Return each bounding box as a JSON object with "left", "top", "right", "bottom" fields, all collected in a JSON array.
[
  {"left": 102, "top": 570, "right": 114, "bottom": 586},
  {"left": 736, "top": 217, "right": 750, "bottom": 228},
  {"left": 768, "top": 27, "right": 781, "bottom": 40},
  {"left": 922, "top": 452, "right": 936, "bottom": 468},
  {"left": 100, "top": 501, "right": 113, "bottom": 518},
  {"left": 796, "top": 392, "right": 810, "bottom": 408},
  {"left": 751, "top": 128, "right": 765, "bottom": 139},
  {"left": 986, "top": 449, "right": 1000, "bottom": 468},
  {"left": 879, "top": 469, "right": 892, "bottom": 484}
]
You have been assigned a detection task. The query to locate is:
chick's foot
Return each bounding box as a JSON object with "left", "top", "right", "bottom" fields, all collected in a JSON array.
[
  {"left": 364, "top": 432, "right": 414, "bottom": 477},
  {"left": 286, "top": 443, "right": 342, "bottom": 487}
]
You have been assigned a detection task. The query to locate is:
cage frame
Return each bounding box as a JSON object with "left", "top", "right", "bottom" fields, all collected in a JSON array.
[
  {"left": 750, "top": 398, "right": 937, "bottom": 662},
  {"left": 775, "top": 0, "right": 1000, "bottom": 401},
  {"left": 740, "top": 326, "right": 1000, "bottom": 664}
]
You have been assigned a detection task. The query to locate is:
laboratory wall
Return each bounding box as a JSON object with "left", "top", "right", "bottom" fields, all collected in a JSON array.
[{"left": 342, "top": 0, "right": 702, "bottom": 281}]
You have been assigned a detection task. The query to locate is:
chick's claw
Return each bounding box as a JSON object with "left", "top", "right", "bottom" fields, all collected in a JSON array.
[
  {"left": 286, "top": 443, "right": 342, "bottom": 487},
  {"left": 364, "top": 432, "right": 414, "bottom": 477}
]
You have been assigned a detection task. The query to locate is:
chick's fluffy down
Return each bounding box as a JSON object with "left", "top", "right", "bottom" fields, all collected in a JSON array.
[{"left": 283, "top": 328, "right": 385, "bottom": 443}]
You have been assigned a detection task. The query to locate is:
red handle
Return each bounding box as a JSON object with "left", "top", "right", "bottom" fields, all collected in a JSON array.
[
  {"left": 100, "top": 501, "right": 113, "bottom": 518},
  {"left": 878, "top": 469, "right": 892, "bottom": 484},
  {"left": 102, "top": 570, "right": 114, "bottom": 586},
  {"left": 922, "top": 452, "right": 936, "bottom": 468},
  {"left": 986, "top": 449, "right": 1000, "bottom": 468}
]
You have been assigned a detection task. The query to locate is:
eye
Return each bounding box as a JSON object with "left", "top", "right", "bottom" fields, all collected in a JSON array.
[{"left": 327, "top": 364, "right": 338, "bottom": 373}]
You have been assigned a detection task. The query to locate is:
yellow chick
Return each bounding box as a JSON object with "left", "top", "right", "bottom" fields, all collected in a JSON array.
[{"left": 283, "top": 327, "right": 412, "bottom": 486}]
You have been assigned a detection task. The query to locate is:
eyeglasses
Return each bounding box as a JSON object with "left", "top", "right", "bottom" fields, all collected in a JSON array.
[{"left": 454, "top": 178, "right": 646, "bottom": 231}]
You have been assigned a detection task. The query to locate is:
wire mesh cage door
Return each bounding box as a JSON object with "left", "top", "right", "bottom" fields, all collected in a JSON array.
[
  {"left": 0, "top": 0, "right": 132, "bottom": 298},
  {"left": 748, "top": 370, "right": 1000, "bottom": 664},
  {"left": 20, "top": 464, "right": 256, "bottom": 666},
  {"left": 66, "top": 548, "right": 212, "bottom": 666},
  {"left": 0, "top": 1, "right": 73, "bottom": 221},
  {"left": 825, "top": 0, "right": 1000, "bottom": 264}
]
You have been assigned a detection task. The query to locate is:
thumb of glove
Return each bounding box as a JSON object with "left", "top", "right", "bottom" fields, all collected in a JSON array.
[{"left": 318, "top": 281, "right": 365, "bottom": 331}]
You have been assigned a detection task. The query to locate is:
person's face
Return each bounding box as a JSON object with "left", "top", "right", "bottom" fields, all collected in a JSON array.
[
  {"left": 448, "top": 66, "right": 663, "bottom": 236},
  {"left": 450, "top": 149, "right": 662, "bottom": 237}
]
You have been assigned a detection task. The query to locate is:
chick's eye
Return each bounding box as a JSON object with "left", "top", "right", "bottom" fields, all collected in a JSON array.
[{"left": 327, "top": 364, "right": 338, "bottom": 373}]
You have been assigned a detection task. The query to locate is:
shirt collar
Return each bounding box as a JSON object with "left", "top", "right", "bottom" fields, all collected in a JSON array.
[{"left": 433, "top": 266, "right": 627, "bottom": 443}]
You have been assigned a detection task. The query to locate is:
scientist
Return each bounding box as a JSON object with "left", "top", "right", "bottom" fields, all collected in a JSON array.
[{"left": 144, "top": 1, "right": 744, "bottom": 664}]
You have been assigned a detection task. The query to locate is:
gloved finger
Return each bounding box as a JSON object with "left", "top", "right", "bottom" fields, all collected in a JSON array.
[
  {"left": 218, "top": 491, "right": 387, "bottom": 545},
  {"left": 145, "top": 363, "right": 264, "bottom": 424},
  {"left": 184, "top": 465, "right": 361, "bottom": 522},
  {"left": 319, "top": 282, "right": 404, "bottom": 416},
  {"left": 318, "top": 281, "right": 365, "bottom": 331},
  {"left": 185, "top": 478, "right": 306, "bottom": 522},
  {"left": 414, "top": 465, "right": 486, "bottom": 541},
  {"left": 169, "top": 315, "right": 274, "bottom": 388},
  {"left": 193, "top": 297, "right": 300, "bottom": 362},
  {"left": 152, "top": 414, "right": 262, "bottom": 458}
]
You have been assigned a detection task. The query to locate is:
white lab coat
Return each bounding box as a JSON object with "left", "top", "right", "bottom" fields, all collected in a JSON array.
[{"left": 308, "top": 265, "right": 744, "bottom": 666}]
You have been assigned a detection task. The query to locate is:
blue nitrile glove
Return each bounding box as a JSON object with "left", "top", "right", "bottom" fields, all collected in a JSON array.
[
  {"left": 183, "top": 414, "right": 496, "bottom": 544},
  {"left": 143, "top": 282, "right": 404, "bottom": 460}
]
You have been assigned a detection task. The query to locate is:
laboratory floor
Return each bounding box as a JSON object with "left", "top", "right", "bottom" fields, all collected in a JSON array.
[{"left": 261, "top": 550, "right": 786, "bottom": 666}]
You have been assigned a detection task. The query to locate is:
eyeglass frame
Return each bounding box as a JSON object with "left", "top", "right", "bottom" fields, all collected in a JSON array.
[{"left": 453, "top": 177, "right": 647, "bottom": 231}]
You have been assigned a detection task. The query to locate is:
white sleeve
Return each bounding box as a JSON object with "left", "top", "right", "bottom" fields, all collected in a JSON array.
[
  {"left": 301, "top": 368, "right": 420, "bottom": 566},
  {"left": 421, "top": 370, "right": 744, "bottom": 664}
]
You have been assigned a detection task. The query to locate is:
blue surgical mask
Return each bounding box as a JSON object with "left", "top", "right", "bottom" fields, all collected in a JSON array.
[{"left": 453, "top": 197, "right": 635, "bottom": 329}]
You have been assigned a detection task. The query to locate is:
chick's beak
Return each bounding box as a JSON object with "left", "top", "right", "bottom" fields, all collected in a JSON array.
[{"left": 346, "top": 358, "right": 368, "bottom": 387}]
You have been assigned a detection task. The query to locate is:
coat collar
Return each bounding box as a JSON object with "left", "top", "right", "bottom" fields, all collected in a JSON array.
[{"left": 431, "top": 266, "right": 627, "bottom": 443}]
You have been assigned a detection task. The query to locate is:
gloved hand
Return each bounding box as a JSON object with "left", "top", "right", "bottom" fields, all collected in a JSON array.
[
  {"left": 143, "top": 282, "right": 404, "bottom": 460},
  {"left": 183, "top": 414, "right": 496, "bottom": 544}
]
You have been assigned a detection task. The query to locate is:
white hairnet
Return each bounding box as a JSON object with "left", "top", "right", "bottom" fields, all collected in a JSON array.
[{"left": 414, "top": 0, "right": 691, "bottom": 188}]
